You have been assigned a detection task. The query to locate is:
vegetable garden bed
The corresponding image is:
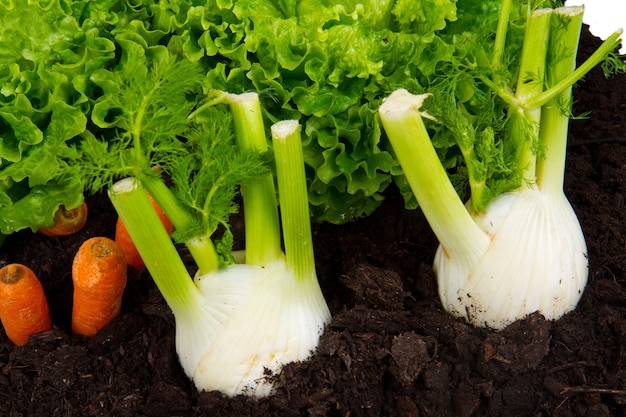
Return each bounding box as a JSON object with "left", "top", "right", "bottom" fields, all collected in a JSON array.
[{"left": 0, "top": 26, "right": 625, "bottom": 417}]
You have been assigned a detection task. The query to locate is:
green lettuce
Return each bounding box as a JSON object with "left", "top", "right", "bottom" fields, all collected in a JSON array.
[
  {"left": 0, "top": 0, "right": 461, "bottom": 233},
  {"left": 0, "top": 0, "right": 171, "bottom": 235},
  {"left": 0, "top": 0, "right": 116, "bottom": 234},
  {"left": 2, "top": 0, "right": 587, "bottom": 235}
]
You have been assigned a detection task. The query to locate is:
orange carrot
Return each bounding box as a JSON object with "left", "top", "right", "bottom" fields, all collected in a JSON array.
[
  {"left": 72, "top": 237, "right": 127, "bottom": 337},
  {"left": 39, "top": 201, "right": 89, "bottom": 236},
  {"left": 115, "top": 192, "right": 173, "bottom": 270},
  {"left": 0, "top": 264, "right": 52, "bottom": 346}
]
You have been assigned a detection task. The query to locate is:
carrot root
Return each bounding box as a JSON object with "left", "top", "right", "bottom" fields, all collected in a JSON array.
[
  {"left": 0, "top": 264, "right": 52, "bottom": 346},
  {"left": 72, "top": 237, "right": 127, "bottom": 337},
  {"left": 39, "top": 201, "right": 89, "bottom": 237}
]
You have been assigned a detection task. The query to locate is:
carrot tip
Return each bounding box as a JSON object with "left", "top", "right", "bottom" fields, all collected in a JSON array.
[
  {"left": 0, "top": 263, "right": 52, "bottom": 345},
  {"left": 71, "top": 237, "right": 127, "bottom": 337},
  {"left": 1, "top": 264, "right": 26, "bottom": 284},
  {"left": 38, "top": 201, "right": 89, "bottom": 237}
]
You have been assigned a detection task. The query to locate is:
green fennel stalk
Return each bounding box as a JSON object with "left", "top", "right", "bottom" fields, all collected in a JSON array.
[
  {"left": 109, "top": 178, "right": 198, "bottom": 313},
  {"left": 500, "top": 7, "right": 622, "bottom": 192},
  {"left": 379, "top": 92, "right": 490, "bottom": 261},
  {"left": 207, "top": 92, "right": 319, "bottom": 281},
  {"left": 507, "top": 8, "right": 552, "bottom": 184},
  {"left": 106, "top": 115, "right": 320, "bottom": 320},
  {"left": 209, "top": 92, "right": 282, "bottom": 267},
  {"left": 272, "top": 120, "right": 317, "bottom": 282},
  {"left": 536, "top": 7, "right": 584, "bottom": 193},
  {"left": 139, "top": 174, "right": 220, "bottom": 275}
]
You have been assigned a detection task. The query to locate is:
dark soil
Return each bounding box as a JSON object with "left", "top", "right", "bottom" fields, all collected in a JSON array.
[{"left": 1, "top": 28, "right": 625, "bottom": 417}]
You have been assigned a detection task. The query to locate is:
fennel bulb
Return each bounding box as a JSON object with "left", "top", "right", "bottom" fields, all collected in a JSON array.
[
  {"left": 108, "top": 95, "right": 331, "bottom": 397},
  {"left": 110, "top": 171, "right": 331, "bottom": 397},
  {"left": 379, "top": 89, "right": 588, "bottom": 330},
  {"left": 435, "top": 186, "right": 588, "bottom": 329},
  {"left": 378, "top": 3, "right": 623, "bottom": 330},
  {"left": 182, "top": 259, "right": 329, "bottom": 397}
]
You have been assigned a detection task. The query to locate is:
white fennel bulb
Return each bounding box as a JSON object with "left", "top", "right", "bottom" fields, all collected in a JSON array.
[
  {"left": 435, "top": 186, "right": 588, "bottom": 329},
  {"left": 175, "top": 259, "right": 330, "bottom": 397},
  {"left": 379, "top": 2, "right": 622, "bottom": 330}
]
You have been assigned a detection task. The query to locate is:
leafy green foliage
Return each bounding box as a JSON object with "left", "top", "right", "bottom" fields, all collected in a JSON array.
[
  {"left": 0, "top": 1, "right": 115, "bottom": 233},
  {"left": 76, "top": 49, "right": 266, "bottom": 253},
  {"left": 1, "top": 0, "right": 455, "bottom": 234},
  {"left": 167, "top": 105, "right": 268, "bottom": 247},
  {"left": 0, "top": 0, "right": 619, "bottom": 239},
  {"left": 77, "top": 47, "right": 204, "bottom": 192}
]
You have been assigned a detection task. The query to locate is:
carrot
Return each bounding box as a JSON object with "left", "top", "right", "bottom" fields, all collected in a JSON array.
[
  {"left": 115, "top": 192, "right": 173, "bottom": 270},
  {"left": 39, "top": 201, "right": 89, "bottom": 236},
  {"left": 0, "top": 264, "right": 52, "bottom": 346},
  {"left": 72, "top": 237, "right": 127, "bottom": 337}
]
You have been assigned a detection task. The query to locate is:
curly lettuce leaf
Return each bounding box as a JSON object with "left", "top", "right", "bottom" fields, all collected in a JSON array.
[{"left": 0, "top": 0, "right": 119, "bottom": 234}]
